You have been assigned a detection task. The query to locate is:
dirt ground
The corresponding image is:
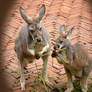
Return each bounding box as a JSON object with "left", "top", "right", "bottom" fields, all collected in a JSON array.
[{"left": 13, "top": 74, "right": 92, "bottom": 92}]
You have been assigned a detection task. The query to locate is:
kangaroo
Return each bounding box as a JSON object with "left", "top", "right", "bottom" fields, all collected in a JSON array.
[
  {"left": 14, "top": 4, "right": 51, "bottom": 92},
  {"left": 51, "top": 25, "right": 92, "bottom": 92}
]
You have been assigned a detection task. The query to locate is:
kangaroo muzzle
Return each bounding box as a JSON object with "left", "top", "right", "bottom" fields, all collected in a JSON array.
[
  {"left": 37, "top": 38, "right": 41, "bottom": 42},
  {"left": 51, "top": 50, "right": 57, "bottom": 57},
  {"left": 35, "top": 54, "right": 40, "bottom": 59}
]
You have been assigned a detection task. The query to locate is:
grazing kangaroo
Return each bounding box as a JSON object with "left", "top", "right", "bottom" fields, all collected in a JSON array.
[
  {"left": 51, "top": 25, "right": 92, "bottom": 92},
  {"left": 14, "top": 4, "right": 51, "bottom": 92}
]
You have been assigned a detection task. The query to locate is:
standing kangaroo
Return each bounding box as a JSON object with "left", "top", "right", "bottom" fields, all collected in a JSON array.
[
  {"left": 51, "top": 25, "right": 92, "bottom": 92},
  {"left": 14, "top": 4, "right": 51, "bottom": 92}
]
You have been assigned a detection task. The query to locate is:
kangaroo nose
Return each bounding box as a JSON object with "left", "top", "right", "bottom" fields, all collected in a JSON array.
[
  {"left": 35, "top": 54, "right": 40, "bottom": 59},
  {"left": 51, "top": 51, "right": 57, "bottom": 57}
]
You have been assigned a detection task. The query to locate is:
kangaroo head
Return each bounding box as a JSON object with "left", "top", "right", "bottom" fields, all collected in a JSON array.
[
  {"left": 52, "top": 24, "right": 74, "bottom": 57},
  {"left": 20, "top": 4, "right": 46, "bottom": 42}
]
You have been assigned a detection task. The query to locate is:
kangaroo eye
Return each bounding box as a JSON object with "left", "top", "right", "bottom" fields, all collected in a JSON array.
[
  {"left": 60, "top": 41, "right": 63, "bottom": 43},
  {"left": 39, "top": 27, "right": 42, "bottom": 30},
  {"left": 30, "top": 30, "right": 35, "bottom": 33},
  {"left": 57, "top": 45, "right": 60, "bottom": 48}
]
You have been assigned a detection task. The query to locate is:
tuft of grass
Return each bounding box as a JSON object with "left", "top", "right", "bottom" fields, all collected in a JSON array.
[
  {"left": 88, "top": 82, "right": 92, "bottom": 89},
  {"left": 64, "top": 80, "right": 92, "bottom": 92},
  {"left": 88, "top": 83, "right": 92, "bottom": 92},
  {"left": 13, "top": 71, "right": 20, "bottom": 75},
  {"left": 72, "top": 80, "right": 82, "bottom": 92},
  {"left": 40, "top": 67, "right": 48, "bottom": 92},
  {"left": 30, "top": 89, "right": 36, "bottom": 92},
  {"left": 58, "top": 80, "right": 92, "bottom": 92},
  {"left": 73, "top": 80, "right": 92, "bottom": 92},
  {"left": 15, "top": 79, "right": 20, "bottom": 84},
  {"left": 30, "top": 72, "right": 50, "bottom": 92}
]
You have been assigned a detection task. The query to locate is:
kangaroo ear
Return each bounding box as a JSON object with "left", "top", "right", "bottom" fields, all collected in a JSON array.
[
  {"left": 36, "top": 4, "right": 46, "bottom": 21},
  {"left": 60, "top": 24, "right": 66, "bottom": 33},
  {"left": 67, "top": 26, "right": 75, "bottom": 39},
  {"left": 19, "top": 7, "right": 31, "bottom": 23}
]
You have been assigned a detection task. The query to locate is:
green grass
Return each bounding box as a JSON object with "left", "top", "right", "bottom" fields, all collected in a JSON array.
[
  {"left": 58, "top": 80, "right": 92, "bottom": 92},
  {"left": 88, "top": 82, "right": 92, "bottom": 92},
  {"left": 29, "top": 79, "right": 92, "bottom": 92},
  {"left": 30, "top": 89, "right": 36, "bottom": 92},
  {"left": 29, "top": 72, "right": 50, "bottom": 92},
  {"left": 72, "top": 80, "right": 82, "bottom": 92}
]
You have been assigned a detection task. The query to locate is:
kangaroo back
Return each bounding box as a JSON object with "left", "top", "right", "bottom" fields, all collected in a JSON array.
[{"left": 66, "top": 43, "right": 88, "bottom": 70}]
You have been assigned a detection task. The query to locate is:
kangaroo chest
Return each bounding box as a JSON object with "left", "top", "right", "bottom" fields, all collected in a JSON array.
[
  {"left": 27, "top": 42, "right": 50, "bottom": 56},
  {"left": 64, "top": 63, "right": 83, "bottom": 77},
  {"left": 22, "top": 43, "right": 50, "bottom": 66},
  {"left": 56, "top": 55, "right": 83, "bottom": 77}
]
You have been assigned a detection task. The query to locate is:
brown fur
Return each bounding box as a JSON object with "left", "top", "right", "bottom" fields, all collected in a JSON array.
[{"left": 52, "top": 25, "right": 92, "bottom": 92}]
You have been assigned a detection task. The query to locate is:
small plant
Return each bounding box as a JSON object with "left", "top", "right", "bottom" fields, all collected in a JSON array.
[
  {"left": 12, "top": 70, "right": 20, "bottom": 76},
  {"left": 73, "top": 80, "right": 82, "bottom": 92},
  {"left": 30, "top": 89, "right": 36, "bottom": 92},
  {"left": 15, "top": 79, "right": 20, "bottom": 84},
  {"left": 40, "top": 67, "right": 48, "bottom": 91},
  {"left": 88, "top": 83, "right": 92, "bottom": 92}
]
